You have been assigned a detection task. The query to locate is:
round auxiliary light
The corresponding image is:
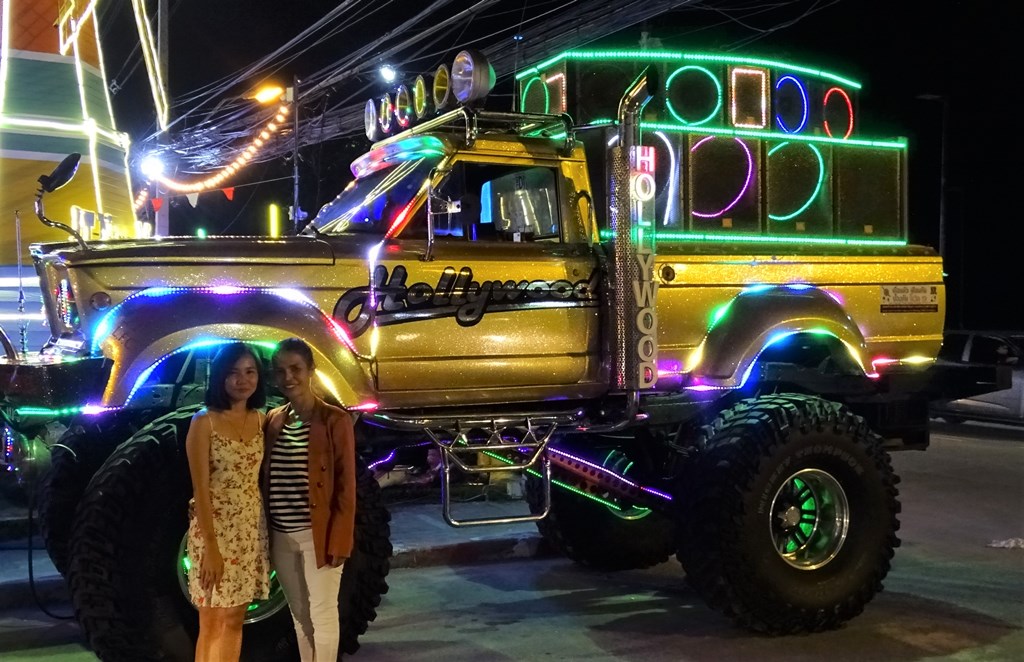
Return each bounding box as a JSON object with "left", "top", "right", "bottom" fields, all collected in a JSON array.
[
  {"left": 379, "top": 93, "right": 394, "bottom": 134},
  {"left": 394, "top": 85, "right": 413, "bottom": 128},
  {"left": 414, "top": 74, "right": 431, "bottom": 119},
  {"left": 450, "top": 49, "right": 495, "bottom": 104},
  {"left": 364, "top": 99, "right": 380, "bottom": 141},
  {"left": 433, "top": 64, "right": 452, "bottom": 110}
]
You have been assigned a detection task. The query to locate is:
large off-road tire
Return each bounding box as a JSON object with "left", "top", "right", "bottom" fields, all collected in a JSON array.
[
  {"left": 675, "top": 393, "right": 900, "bottom": 634},
  {"left": 525, "top": 448, "right": 675, "bottom": 571},
  {"left": 66, "top": 408, "right": 392, "bottom": 661},
  {"left": 36, "top": 415, "right": 139, "bottom": 576}
]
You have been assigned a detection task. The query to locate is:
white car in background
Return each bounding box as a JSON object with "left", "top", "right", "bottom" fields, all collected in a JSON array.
[{"left": 931, "top": 330, "right": 1024, "bottom": 425}]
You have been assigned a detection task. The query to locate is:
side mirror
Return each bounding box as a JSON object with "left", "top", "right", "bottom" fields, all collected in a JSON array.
[{"left": 38, "top": 153, "right": 81, "bottom": 193}]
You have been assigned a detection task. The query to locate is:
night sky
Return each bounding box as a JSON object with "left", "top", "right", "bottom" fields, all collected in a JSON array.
[{"left": 100, "top": 0, "right": 1017, "bottom": 330}]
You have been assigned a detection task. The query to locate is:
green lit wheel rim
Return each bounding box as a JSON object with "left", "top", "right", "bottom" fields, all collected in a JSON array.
[
  {"left": 769, "top": 468, "right": 850, "bottom": 570},
  {"left": 601, "top": 449, "right": 653, "bottom": 521},
  {"left": 176, "top": 534, "right": 287, "bottom": 624}
]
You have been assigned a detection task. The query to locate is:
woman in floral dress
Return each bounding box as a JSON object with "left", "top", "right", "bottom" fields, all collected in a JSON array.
[{"left": 186, "top": 342, "right": 270, "bottom": 662}]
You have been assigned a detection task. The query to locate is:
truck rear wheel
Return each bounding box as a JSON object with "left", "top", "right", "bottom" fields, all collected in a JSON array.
[
  {"left": 675, "top": 394, "right": 900, "bottom": 634},
  {"left": 525, "top": 446, "right": 675, "bottom": 571},
  {"left": 66, "top": 407, "right": 392, "bottom": 661}
]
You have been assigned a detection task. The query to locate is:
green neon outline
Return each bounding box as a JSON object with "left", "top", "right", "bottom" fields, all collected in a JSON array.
[
  {"left": 515, "top": 50, "right": 862, "bottom": 90},
  {"left": 480, "top": 449, "right": 624, "bottom": 511},
  {"left": 598, "top": 229, "right": 906, "bottom": 247},
  {"left": 520, "top": 76, "right": 549, "bottom": 113},
  {"left": 635, "top": 120, "right": 905, "bottom": 149},
  {"left": 767, "top": 142, "right": 826, "bottom": 221},
  {"left": 665, "top": 65, "right": 722, "bottom": 126}
]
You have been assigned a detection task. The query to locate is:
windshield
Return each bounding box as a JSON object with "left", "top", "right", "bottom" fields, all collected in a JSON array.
[{"left": 314, "top": 157, "right": 439, "bottom": 235}]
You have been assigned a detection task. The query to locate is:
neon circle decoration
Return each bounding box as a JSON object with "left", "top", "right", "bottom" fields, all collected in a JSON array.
[
  {"left": 394, "top": 85, "right": 413, "bottom": 128},
  {"left": 378, "top": 94, "right": 394, "bottom": 134},
  {"left": 690, "top": 136, "right": 754, "bottom": 218},
  {"left": 823, "top": 86, "right": 854, "bottom": 139},
  {"left": 520, "top": 75, "right": 550, "bottom": 113},
  {"left": 774, "top": 74, "right": 809, "bottom": 134},
  {"left": 413, "top": 75, "right": 431, "bottom": 119},
  {"left": 363, "top": 99, "right": 379, "bottom": 141},
  {"left": 767, "top": 141, "right": 825, "bottom": 221},
  {"left": 665, "top": 65, "right": 722, "bottom": 126}
]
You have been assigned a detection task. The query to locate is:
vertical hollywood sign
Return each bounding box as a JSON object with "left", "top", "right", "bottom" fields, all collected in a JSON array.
[{"left": 630, "top": 145, "right": 658, "bottom": 389}]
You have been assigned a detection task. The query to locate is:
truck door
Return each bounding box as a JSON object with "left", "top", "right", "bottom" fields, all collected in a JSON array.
[{"left": 370, "top": 157, "right": 601, "bottom": 403}]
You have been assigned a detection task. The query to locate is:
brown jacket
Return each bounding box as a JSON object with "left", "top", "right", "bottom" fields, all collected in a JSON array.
[{"left": 262, "top": 398, "right": 356, "bottom": 568}]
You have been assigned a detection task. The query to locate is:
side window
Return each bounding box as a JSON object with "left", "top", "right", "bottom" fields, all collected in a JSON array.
[
  {"left": 968, "top": 335, "right": 1018, "bottom": 365},
  {"left": 407, "top": 162, "right": 561, "bottom": 242},
  {"left": 938, "top": 333, "right": 968, "bottom": 362}
]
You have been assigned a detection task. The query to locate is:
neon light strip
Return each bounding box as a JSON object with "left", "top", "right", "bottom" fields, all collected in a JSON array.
[
  {"left": 775, "top": 75, "right": 809, "bottom": 134},
  {"left": 520, "top": 76, "right": 549, "bottom": 113},
  {"left": 730, "top": 67, "right": 767, "bottom": 129},
  {"left": 71, "top": 39, "right": 104, "bottom": 217},
  {"left": 653, "top": 131, "right": 677, "bottom": 226},
  {"left": 515, "top": 50, "right": 862, "bottom": 89},
  {"left": 0, "top": 115, "right": 129, "bottom": 147},
  {"left": 665, "top": 65, "right": 721, "bottom": 126},
  {"left": 130, "top": 0, "right": 169, "bottom": 130},
  {"left": 150, "top": 105, "right": 290, "bottom": 192},
  {"left": 823, "top": 87, "right": 854, "bottom": 140},
  {"left": 598, "top": 229, "right": 906, "bottom": 246},
  {"left": 690, "top": 136, "right": 754, "bottom": 218},
  {"left": 767, "top": 142, "right": 825, "bottom": 221},
  {"left": 545, "top": 73, "right": 566, "bottom": 112},
  {"left": 630, "top": 121, "right": 905, "bottom": 149},
  {"left": 57, "top": 0, "right": 99, "bottom": 54}
]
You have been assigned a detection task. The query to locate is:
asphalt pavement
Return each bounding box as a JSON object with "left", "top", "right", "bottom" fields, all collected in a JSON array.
[{"left": 0, "top": 479, "right": 547, "bottom": 612}]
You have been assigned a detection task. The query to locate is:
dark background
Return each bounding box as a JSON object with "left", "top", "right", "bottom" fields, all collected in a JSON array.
[{"left": 99, "top": 0, "right": 1018, "bottom": 330}]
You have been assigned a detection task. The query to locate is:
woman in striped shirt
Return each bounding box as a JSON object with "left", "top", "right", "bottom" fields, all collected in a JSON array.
[{"left": 263, "top": 337, "right": 356, "bottom": 662}]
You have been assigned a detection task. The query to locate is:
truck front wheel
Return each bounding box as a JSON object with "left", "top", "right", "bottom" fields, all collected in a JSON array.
[
  {"left": 66, "top": 407, "right": 392, "bottom": 661},
  {"left": 675, "top": 393, "right": 900, "bottom": 634},
  {"left": 525, "top": 445, "right": 675, "bottom": 571}
]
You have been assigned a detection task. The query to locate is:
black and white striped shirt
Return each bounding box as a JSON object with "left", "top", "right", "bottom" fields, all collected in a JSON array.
[{"left": 268, "top": 419, "right": 312, "bottom": 532}]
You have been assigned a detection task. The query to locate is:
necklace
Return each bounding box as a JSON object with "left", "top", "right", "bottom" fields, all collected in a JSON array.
[{"left": 224, "top": 410, "right": 251, "bottom": 441}]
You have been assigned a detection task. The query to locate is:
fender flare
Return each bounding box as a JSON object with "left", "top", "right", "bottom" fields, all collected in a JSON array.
[
  {"left": 689, "top": 286, "right": 868, "bottom": 388},
  {"left": 92, "top": 288, "right": 373, "bottom": 407}
]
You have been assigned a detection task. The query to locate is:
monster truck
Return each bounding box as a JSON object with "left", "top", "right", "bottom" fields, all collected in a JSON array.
[{"left": 0, "top": 49, "right": 1005, "bottom": 660}]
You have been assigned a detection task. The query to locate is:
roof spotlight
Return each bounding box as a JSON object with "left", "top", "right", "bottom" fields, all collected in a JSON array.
[{"left": 380, "top": 65, "right": 397, "bottom": 83}]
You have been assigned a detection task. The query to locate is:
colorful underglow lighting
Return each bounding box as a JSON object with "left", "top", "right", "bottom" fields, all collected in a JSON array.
[
  {"left": 520, "top": 75, "right": 549, "bottom": 113},
  {"left": 775, "top": 75, "right": 809, "bottom": 134},
  {"left": 730, "top": 67, "right": 768, "bottom": 129},
  {"left": 149, "top": 105, "right": 290, "bottom": 193},
  {"left": 15, "top": 404, "right": 118, "bottom": 417},
  {"left": 91, "top": 286, "right": 356, "bottom": 354},
  {"left": 690, "top": 136, "right": 754, "bottom": 218},
  {"left": 515, "top": 51, "right": 862, "bottom": 90},
  {"left": 767, "top": 142, "right": 825, "bottom": 221},
  {"left": 349, "top": 402, "right": 380, "bottom": 412},
  {"left": 823, "top": 87, "right": 854, "bottom": 139},
  {"left": 350, "top": 136, "right": 445, "bottom": 178},
  {"left": 665, "top": 65, "right": 722, "bottom": 126},
  {"left": 367, "top": 450, "right": 396, "bottom": 470}
]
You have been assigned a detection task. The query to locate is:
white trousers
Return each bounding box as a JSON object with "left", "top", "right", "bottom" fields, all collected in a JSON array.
[{"left": 271, "top": 528, "right": 345, "bottom": 662}]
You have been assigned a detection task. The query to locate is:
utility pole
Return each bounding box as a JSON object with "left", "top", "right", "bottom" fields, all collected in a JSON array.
[
  {"left": 290, "top": 76, "right": 301, "bottom": 234},
  {"left": 155, "top": 0, "right": 170, "bottom": 236}
]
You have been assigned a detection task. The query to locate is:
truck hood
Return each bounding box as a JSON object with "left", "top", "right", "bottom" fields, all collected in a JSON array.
[{"left": 32, "top": 236, "right": 336, "bottom": 267}]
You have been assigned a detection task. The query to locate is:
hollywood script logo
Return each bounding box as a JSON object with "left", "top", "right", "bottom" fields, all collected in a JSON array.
[{"left": 333, "top": 265, "right": 600, "bottom": 337}]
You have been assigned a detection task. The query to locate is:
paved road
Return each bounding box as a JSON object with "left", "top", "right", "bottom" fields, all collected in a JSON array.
[{"left": 1, "top": 421, "right": 1021, "bottom": 661}]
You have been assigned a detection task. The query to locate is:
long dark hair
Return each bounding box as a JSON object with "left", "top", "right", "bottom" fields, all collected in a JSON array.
[{"left": 205, "top": 342, "right": 267, "bottom": 410}]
